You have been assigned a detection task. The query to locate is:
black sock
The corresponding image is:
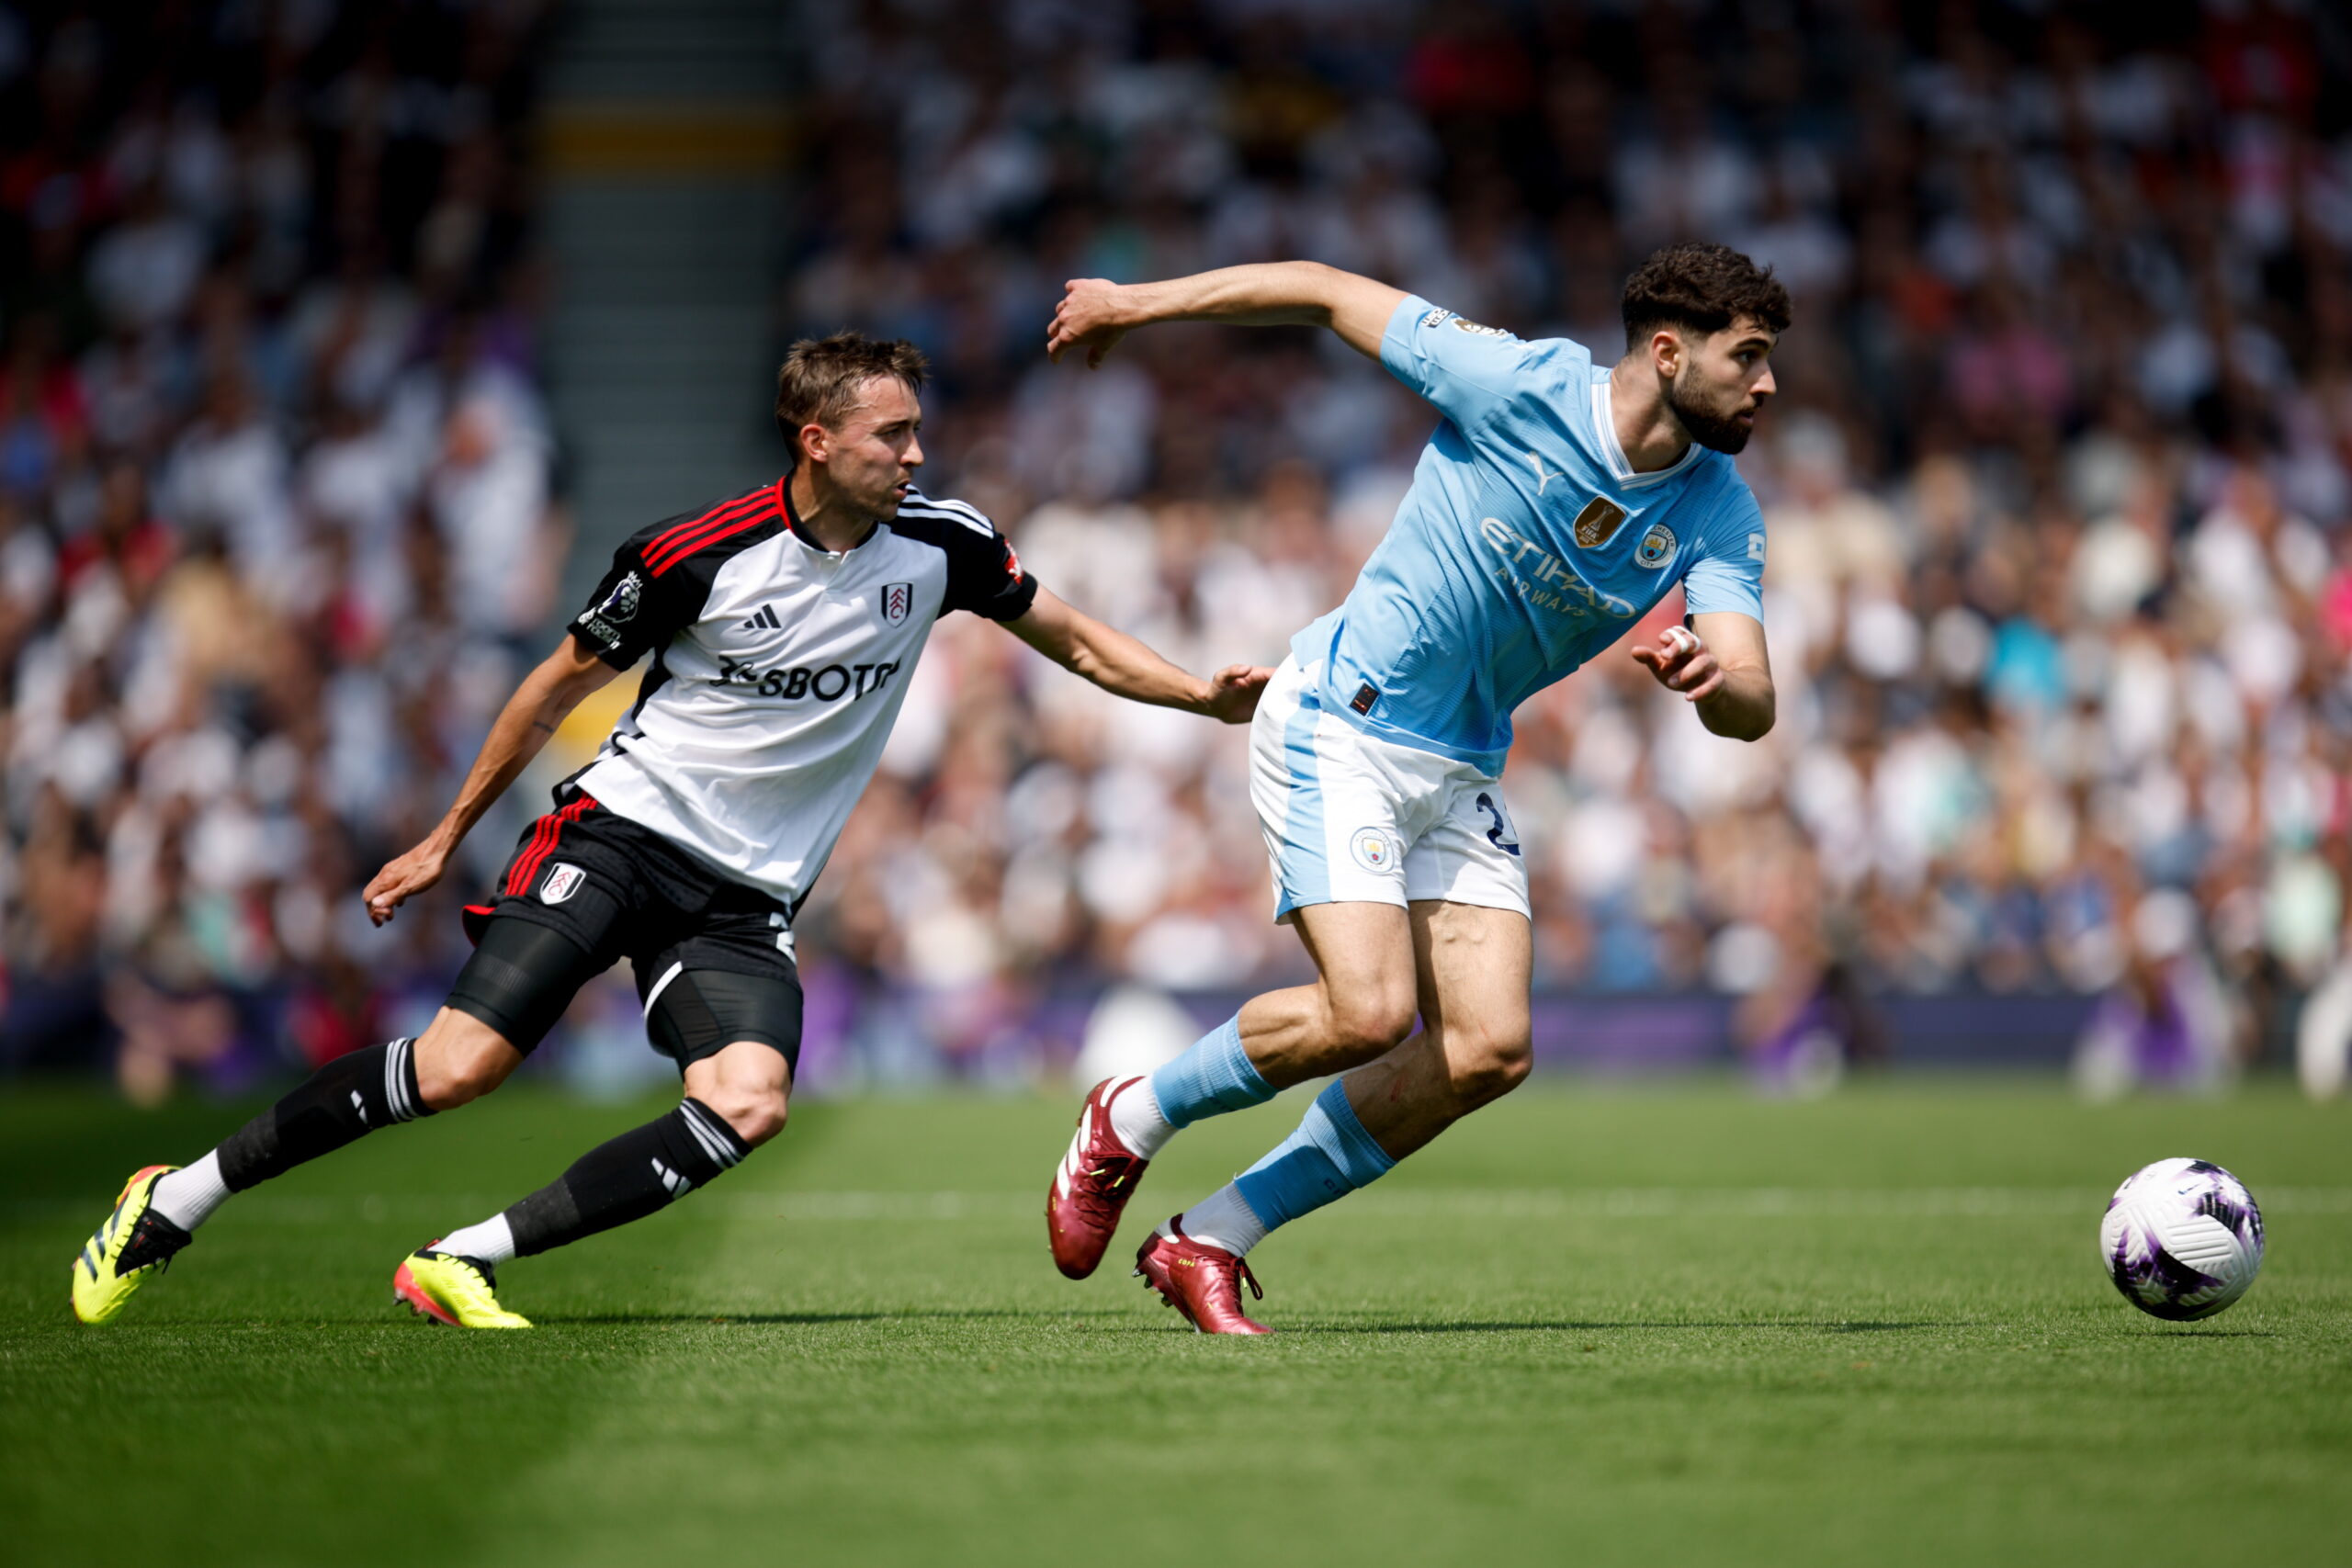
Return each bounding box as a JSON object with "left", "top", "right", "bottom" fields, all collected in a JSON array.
[
  {"left": 215, "top": 1038, "right": 433, "bottom": 1191},
  {"left": 502, "top": 1099, "right": 749, "bottom": 1258}
]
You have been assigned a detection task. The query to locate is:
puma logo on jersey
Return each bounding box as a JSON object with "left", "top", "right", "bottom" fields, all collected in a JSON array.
[{"left": 741, "top": 604, "right": 782, "bottom": 631}]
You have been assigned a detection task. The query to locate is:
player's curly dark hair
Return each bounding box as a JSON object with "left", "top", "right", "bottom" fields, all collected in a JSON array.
[
  {"left": 1620, "top": 243, "right": 1792, "bottom": 350},
  {"left": 775, "top": 332, "right": 929, "bottom": 456}
]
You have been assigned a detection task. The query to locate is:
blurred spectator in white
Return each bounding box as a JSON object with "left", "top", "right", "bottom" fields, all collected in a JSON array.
[{"left": 428, "top": 394, "right": 558, "bottom": 644}]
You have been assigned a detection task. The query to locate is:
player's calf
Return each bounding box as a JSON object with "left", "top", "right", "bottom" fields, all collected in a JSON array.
[
  {"left": 87, "top": 921, "right": 606, "bottom": 1330},
  {"left": 413, "top": 1094, "right": 754, "bottom": 1301},
  {"left": 72, "top": 1028, "right": 469, "bottom": 1325},
  {"left": 408, "top": 1040, "right": 787, "bottom": 1322},
  {"left": 140, "top": 1032, "right": 449, "bottom": 1239}
]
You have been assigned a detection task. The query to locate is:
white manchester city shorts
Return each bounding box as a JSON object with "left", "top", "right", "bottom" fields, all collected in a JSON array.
[{"left": 1248, "top": 655, "right": 1532, "bottom": 924}]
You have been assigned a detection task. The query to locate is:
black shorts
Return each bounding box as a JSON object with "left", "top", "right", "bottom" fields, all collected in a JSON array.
[{"left": 446, "top": 792, "right": 803, "bottom": 1071}]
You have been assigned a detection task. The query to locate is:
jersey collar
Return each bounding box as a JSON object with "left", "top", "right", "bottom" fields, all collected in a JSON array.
[{"left": 1591, "top": 376, "right": 1703, "bottom": 491}]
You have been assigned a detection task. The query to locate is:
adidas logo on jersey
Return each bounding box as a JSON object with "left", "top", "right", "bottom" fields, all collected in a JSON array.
[{"left": 741, "top": 604, "right": 782, "bottom": 631}]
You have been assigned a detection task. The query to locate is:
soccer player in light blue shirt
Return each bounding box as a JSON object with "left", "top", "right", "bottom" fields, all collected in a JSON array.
[{"left": 1042, "top": 244, "right": 1787, "bottom": 1331}]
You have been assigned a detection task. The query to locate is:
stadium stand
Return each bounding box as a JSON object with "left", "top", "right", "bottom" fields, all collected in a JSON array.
[{"left": 5, "top": 1, "right": 2349, "bottom": 1096}]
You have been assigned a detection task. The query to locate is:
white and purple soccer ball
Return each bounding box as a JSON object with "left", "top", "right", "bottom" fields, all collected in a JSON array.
[{"left": 2099, "top": 1157, "right": 2265, "bottom": 1321}]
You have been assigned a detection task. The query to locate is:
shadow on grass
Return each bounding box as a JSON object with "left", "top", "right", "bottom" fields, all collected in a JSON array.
[
  {"left": 526, "top": 1314, "right": 1972, "bottom": 1334},
  {"left": 534, "top": 1308, "right": 1122, "bottom": 1326},
  {"left": 1351, "top": 1319, "right": 1956, "bottom": 1335},
  {"left": 11, "top": 1312, "right": 1974, "bottom": 1336}
]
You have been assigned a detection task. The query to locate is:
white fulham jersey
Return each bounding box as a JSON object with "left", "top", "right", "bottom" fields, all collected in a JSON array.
[{"left": 564, "top": 477, "right": 1038, "bottom": 911}]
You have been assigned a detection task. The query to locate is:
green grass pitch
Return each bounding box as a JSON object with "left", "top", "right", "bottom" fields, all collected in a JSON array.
[{"left": 3, "top": 1079, "right": 2347, "bottom": 1566}]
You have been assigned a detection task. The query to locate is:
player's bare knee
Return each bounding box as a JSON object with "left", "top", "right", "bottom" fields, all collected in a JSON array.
[
  {"left": 415, "top": 1046, "right": 509, "bottom": 1110},
  {"left": 413, "top": 1012, "right": 521, "bottom": 1110},
  {"left": 1326, "top": 989, "right": 1416, "bottom": 1058},
  {"left": 682, "top": 1039, "right": 792, "bottom": 1146},
  {"left": 1453, "top": 1031, "right": 1533, "bottom": 1108},
  {"left": 704, "top": 1087, "right": 787, "bottom": 1146}
]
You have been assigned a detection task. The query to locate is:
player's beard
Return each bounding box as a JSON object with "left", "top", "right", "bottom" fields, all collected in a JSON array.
[{"left": 1666, "top": 374, "right": 1755, "bottom": 455}]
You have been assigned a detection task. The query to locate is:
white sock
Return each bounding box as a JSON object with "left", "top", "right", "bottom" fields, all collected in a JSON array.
[
  {"left": 149, "top": 1151, "right": 232, "bottom": 1232},
  {"left": 1174, "top": 1183, "right": 1269, "bottom": 1257},
  {"left": 435, "top": 1213, "right": 516, "bottom": 1267},
  {"left": 1106, "top": 1075, "right": 1177, "bottom": 1159}
]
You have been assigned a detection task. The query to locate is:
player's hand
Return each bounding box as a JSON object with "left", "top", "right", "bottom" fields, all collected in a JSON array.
[
  {"left": 1630, "top": 625, "right": 1724, "bottom": 703},
  {"left": 1197, "top": 663, "right": 1273, "bottom": 724},
  {"left": 364, "top": 839, "right": 451, "bottom": 927},
  {"left": 1046, "top": 278, "right": 1132, "bottom": 368}
]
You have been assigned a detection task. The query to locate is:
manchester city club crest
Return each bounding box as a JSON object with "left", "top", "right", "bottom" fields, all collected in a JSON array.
[
  {"left": 1350, "top": 827, "right": 1402, "bottom": 874},
  {"left": 1636, "top": 521, "right": 1677, "bottom": 567},
  {"left": 1572, "top": 496, "right": 1630, "bottom": 549},
  {"left": 596, "top": 570, "right": 643, "bottom": 623},
  {"left": 881, "top": 581, "right": 912, "bottom": 625}
]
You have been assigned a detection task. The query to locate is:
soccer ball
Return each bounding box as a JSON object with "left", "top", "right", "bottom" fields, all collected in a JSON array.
[{"left": 2099, "top": 1157, "right": 2265, "bottom": 1321}]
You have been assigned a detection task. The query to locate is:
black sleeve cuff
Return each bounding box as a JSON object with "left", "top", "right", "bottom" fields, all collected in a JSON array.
[
  {"left": 978, "top": 574, "right": 1041, "bottom": 623},
  {"left": 569, "top": 624, "right": 638, "bottom": 668}
]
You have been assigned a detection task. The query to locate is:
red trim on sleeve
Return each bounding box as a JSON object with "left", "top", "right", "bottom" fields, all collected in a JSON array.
[
  {"left": 648, "top": 508, "right": 779, "bottom": 576},
  {"left": 643, "top": 485, "right": 772, "bottom": 561},
  {"left": 643, "top": 492, "right": 780, "bottom": 575}
]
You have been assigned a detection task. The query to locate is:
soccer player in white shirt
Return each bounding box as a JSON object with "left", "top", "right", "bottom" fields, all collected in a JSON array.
[{"left": 71, "top": 333, "right": 1269, "bottom": 1329}]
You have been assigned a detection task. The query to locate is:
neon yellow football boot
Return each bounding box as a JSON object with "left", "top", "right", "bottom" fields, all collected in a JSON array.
[
  {"left": 392, "top": 1244, "right": 532, "bottom": 1329},
  {"left": 72, "top": 1165, "right": 193, "bottom": 1325}
]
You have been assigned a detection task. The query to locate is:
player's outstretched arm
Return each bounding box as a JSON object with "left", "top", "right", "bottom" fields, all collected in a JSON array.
[
  {"left": 363, "top": 635, "right": 620, "bottom": 925},
  {"left": 1005, "top": 586, "right": 1270, "bottom": 723},
  {"left": 1631, "top": 614, "right": 1775, "bottom": 742},
  {"left": 1047, "top": 262, "right": 1408, "bottom": 367}
]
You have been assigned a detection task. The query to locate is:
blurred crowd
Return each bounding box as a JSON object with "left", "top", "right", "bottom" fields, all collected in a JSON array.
[
  {"left": 6, "top": 0, "right": 2352, "bottom": 1099},
  {"left": 0, "top": 2, "right": 560, "bottom": 1094}
]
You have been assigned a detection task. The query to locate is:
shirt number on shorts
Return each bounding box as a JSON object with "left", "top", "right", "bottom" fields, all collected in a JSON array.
[{"left": 1475, "top": 793, "right": 1521, "bottom": 857}]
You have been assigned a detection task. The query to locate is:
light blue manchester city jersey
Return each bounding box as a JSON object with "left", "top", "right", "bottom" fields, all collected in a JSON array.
[{"left": 1289, "top": 294, "right": 1768, "bottom": 776}]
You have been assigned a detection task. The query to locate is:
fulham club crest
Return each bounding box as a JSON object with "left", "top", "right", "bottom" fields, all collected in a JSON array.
[{"left": 881, "top": 581, "right": 913, "bottom": 625}]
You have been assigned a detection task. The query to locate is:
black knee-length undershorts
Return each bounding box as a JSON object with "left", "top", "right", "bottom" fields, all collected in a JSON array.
[{"left": 445, "top": 792, "right": 803, "bottom": 1072}]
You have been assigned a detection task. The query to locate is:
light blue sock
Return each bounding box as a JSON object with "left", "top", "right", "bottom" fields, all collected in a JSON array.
[
  {"left": 1149, "top": 1015, "right": 1274, "bottom": 1128},
  {"left": 1230, "top": 1078, "right": 1396, "bottom": 1233}
]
